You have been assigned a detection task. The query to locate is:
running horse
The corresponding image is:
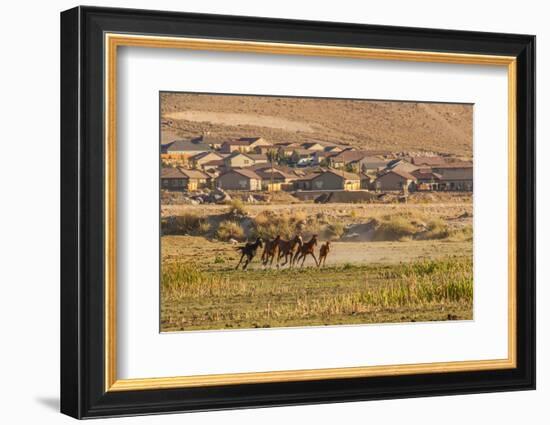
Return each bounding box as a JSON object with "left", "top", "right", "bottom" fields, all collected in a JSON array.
[
  {"left": 277, "top": 235, "right": 303, "bottom": 267},
  {"left": 261, "top": 235, "right": 281, "bottom": 267},
  {"left": 292, "top": 234, "right": 319, "bottom": 267},
  {"left": 235, "top": 237, "right": 263, "bottom": 270}
]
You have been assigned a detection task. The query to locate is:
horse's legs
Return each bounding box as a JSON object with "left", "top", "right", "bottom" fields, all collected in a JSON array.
[
  {"left": 242, "top": 254, "right": 251, "bottom": 270},
  {"left": 292, "top": 251, "right": 301, "bottom": 267},
  {"left": 235, "top": 253, "right": 246, "bottom": 270},
  {"left": 310, "top": 252, "right": 319, "bottom": 267},
  {"left": 281, "top": 252, "right": 290, "bottom": 266}
]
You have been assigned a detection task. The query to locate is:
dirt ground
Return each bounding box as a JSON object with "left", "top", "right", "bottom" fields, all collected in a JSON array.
[{"left": 162, "top": 236, "right": 472, "bottom": 270}]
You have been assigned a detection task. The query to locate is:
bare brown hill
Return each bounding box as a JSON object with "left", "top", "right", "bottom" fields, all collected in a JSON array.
[{"left": 160, "top": 92, "right": 472, "bottom": 156}]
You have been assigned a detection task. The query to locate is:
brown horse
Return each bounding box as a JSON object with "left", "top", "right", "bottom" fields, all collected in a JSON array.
[
  {"left": 318, "top": 241, "right": 331, "bottom": 267},
  {"left": 235, "top": 237, "right": 263, "bottom": 270},
  {"left": 261, "top": 235, "right": 281, "bottom": 267},
  {"left": 292, "top": 234, "right": 319, "bottom": 267},
  {"left": 276, "top": 235, "right": 303, "bottom": 267}
]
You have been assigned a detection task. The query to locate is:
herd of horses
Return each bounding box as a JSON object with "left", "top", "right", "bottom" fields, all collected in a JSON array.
[{"left": 234, "top": 234, "right": 331, "bottom": 271}]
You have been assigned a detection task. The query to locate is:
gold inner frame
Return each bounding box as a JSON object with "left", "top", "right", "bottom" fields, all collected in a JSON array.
[{"left": 104, "top": 33, "right": 517, "bottom": 392}]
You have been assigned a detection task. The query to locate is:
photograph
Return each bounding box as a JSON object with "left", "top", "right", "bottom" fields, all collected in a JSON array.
[{"left": 159, "top": 92, "right": 474, "bottom": 332}]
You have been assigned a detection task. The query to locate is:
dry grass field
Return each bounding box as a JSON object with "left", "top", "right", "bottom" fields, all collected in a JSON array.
[{"left": 160, "top": 199, "right": 473, "bottom": 332}]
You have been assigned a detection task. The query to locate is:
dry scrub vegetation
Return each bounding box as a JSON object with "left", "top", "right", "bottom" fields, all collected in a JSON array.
[{"left": 162, "top": 202, "right": 472, "bottom": 243}]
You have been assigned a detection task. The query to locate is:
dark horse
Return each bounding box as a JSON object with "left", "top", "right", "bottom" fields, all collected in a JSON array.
[
  {"left": 261, "top": 235, "right": 281, "bottom": 267},
  {"left": 277, "top": 235, "right": 303, "bottom": 267},
  {"left": 292, "top": 234, "right": 319, "bottom": 267},
  {"left": 235, "top": 237, "right": 263, "bottom": 270}
]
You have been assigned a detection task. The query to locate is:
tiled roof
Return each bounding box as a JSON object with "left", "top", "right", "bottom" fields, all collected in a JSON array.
[
  {"left": 164, "top": 140, "right": 210, "bottom": 152},
  {"left": 161, "top": 167, "right": 185, "bottom": 178},
  {"left": 179, "top": 168, "right": 211, "bottom": 179}
]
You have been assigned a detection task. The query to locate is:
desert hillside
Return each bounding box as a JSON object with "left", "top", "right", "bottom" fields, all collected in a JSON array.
[{"left": 160, "top": 92, "right": 473, "bottom": 156}]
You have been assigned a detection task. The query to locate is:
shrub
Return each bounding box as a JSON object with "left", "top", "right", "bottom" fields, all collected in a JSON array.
[
  {"left": 447, "top": 225, "right": 473, "bottom": 242},
  {"left": 216, "top": 220, "right": 245, "bottom": 241},
  {"left": 374, "top": 216, "right": 417, "bottom": 241},
  {"left": 421, "top": 218, "right": 450, "bottom": 240},
  {"left": 227, "top": 198, "right": 247, "bottom": 216},
  {"left": 162, "top": 213, "right": 206, "bottom": 235},
  {"left": 197, "top": 221, "right": 211, "bottom": 235},
  {"left": 324, "top": 222, "right": 345, "bottom": 240}
]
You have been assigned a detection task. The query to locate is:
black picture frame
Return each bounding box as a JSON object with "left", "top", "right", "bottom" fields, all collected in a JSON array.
[{"left": 61, "top": 5, "right": 535, "bottom": 419}]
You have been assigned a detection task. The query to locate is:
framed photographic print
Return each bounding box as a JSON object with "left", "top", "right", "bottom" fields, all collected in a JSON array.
[{"left": 60, "top": 6, "right": 536, "bottom": 419}]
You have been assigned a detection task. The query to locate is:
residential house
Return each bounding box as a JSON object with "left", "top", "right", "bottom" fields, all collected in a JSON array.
[
  {"left": 411, "top": 156, "right": 448, "bottom": 167},
  {"left": 223, "top": 151, "right": 267, "bottom": 168},
  {"left": 190, "top": 151, "right": 225, "bottom": 169},
  {"left": 291, "top": 148, "right": 315, "bottom": 166},
  {"left": 217, "top": 169, "right": 262, "bottom": 191},
  {"left": 239, "top": 137, "right": 272, "bottom": 151},
  {"left": 201, "top": 159, "right": 226, "bottom": 176},
  {"left": 431, "top": 164, "right": 473, "bottom": 191},
  {"left": 161, "top": 140, "right": 210, "bottom": 158},
  {"left": 312, "top": 151, "right": 338, "bottom": 166},
  {"left": 328, "top": 149, "right": 366, "bottom": 169},
  {"left": 246, "top": 153, "right": 268, "bottom": 165},
  {"left": 360, "top": 173, "right": 375, "bottom": 190},
  {"left": 293, "top": 171, "right": 323, "bottom": 191},
  {"left": 375, "top": 168, "right": 417, "bottom": 192},
  {"left": 300, "top": 142, "right": 325, "bottom": 152},
  {"left": 411, "top": 168, "right": 442, "bottom": 191},
  {"left": 309, "top": 169, "right": 361, "bottom": 191},
  {"left": 255, "top": 168, "right": 295, "bottom": 191},
  {"left": 277, "top": 143, "right": 300, "bottom": 157},
  {"left": 161, "top": 167, "right": 210, "bottom": 191},
  {"left": 220, "top": 140, "right": 251, "bottom": 153},
  {"left": 191, "top": 133, "right": 227, "bottom": 150},
  {"left": 179, "top": 168, "right": 212, "bottom": 191},
  {"left": 387, "top": 158, "right": 419, "bottom": 174},
  {"left": 161, "top": 167, "right": 187, "bottom": 190},
  {"left": 324, "top": 145, "right": 343, "bottom": 153},
  {"left": 359, "top": 156, "right": 392, "bottom": 173}
]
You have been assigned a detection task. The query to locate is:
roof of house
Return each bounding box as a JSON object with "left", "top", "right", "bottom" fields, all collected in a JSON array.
[
  {"left": 388, "top": 160, "right": 419, "bottom": 173},
  {"left": 381, "top": 168, "right": 417, "bottom": 181},
  {"left": 411, "top": 156, "right": 447, "bottom": 166},
  {"left": 314, "top": 151, "right": 339, "bottom": 158},
  {"left": 222, "top": 139, "right": 251, "bottom": 147},
  {"left": 300, "top": 142, "right": 324, "bottom": 149},
  {"left": 247, "top": 154, "right": 268, "bottom": 161},
  {"left": 254, "top": 168, "right": 294, "bottom": 180},
  {"left": 431, "top": 161, "right": 473, "bottom": 169},
  {"left": 436, "top": 167, "right": 473, "bottom": 181},
  {"left": 161, "top": 167, "right": 186, "bottom": 179},
  {"left": 330, "top": 150, "right": 369, "bottom": 163},
  {"left": 292, "top": 148, "right": 316, "bottom": 156},
  {"left": 311, "top": 169, "right": 361, "bottom": 181},
  {"left": 237, "top": 137, "right": 265, "bottom": 143},
  {"left": 225, "top": 151, "right": 254, "bottom": 160},
  {"left": 164, "top": 140, "right": 210, "bottom": 152},
  {"left": 222, "top": 168, "right": 262, "bottom": 180},
  {"left": 202, "top": 159, "right": 225, "bottom": 167},
  {"left": 190, "top": 151, "right": 223, "bottom": 161},
  {"left": 179, "top": 168, "right": 211, "bottom": 179},
  {"left": 411, "top": 169, "right": 442, "bottom": 180}
]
